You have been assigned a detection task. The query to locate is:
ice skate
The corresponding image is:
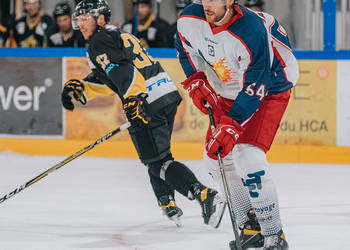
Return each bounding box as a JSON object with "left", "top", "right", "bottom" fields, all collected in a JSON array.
[
  {"left": 192, "top": 184, "right": 226, "bottom": 228},
  {"left": 263, "top": 230, "right": 288, "bottom": 250},
  {"left": 158, "top": 195, "right": 183, "bottom": 227},
  {"left": 229, "top": 210, "right": 264, "bottom": 250}
]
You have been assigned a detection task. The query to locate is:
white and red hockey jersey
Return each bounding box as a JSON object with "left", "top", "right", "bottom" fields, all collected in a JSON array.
[{"left": 176, "top": 3, "right": 299, "bottom": 124}]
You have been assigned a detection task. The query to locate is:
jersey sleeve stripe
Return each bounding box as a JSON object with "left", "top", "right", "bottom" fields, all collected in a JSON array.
[
  {"left": 178, "top": 32, "right": 197, "bottom": 74},
  {"left": 271, "top": 36, "right": 292, "bottom": 52}
]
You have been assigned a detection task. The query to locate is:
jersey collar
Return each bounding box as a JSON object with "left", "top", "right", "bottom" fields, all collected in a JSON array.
[{"left": 209, "top": 4, "right": 243, "bottom": 35}]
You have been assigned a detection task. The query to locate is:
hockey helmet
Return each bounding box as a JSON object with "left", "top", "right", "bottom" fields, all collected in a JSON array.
[
  {"left": 72, "top": 0, "right": 111, "bottom": 30},
  {"left": 53, "top": 2, "right": 72, "bottom": 19},
  {"left": 244, "top": 0, "right": 264, "bottom": 8},
  {"left": 176, "top": 0, "right": 192, "bottom": 10},
  {"left": 133, "top": 0, "right": 152, "bottom": 6}
]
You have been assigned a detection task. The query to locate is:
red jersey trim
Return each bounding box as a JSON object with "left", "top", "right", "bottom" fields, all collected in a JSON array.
[{"left": 209, "top": 5, "right": 243, "bottom": 35}]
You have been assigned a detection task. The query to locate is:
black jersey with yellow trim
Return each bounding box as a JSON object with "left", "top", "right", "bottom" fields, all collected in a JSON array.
[
  {"left": 86, "top": 27, "right": 181, "bottom": 114},
  {"left": 13, "top": 15, "right": 53, "bottom": 47}
]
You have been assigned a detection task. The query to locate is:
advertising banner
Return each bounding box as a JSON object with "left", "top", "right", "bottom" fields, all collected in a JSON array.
[
  {"left": 64, "top": 57, "right": 208, "bottom": 142},
  {"left": 0, "top": 58, "right": 63, "bottom": 137},
  {"left": 65, "top": 58, "right": 337, "bottom": 146},
  {"left": 274, "top": 60, "right": 337, "bottom": 145}
]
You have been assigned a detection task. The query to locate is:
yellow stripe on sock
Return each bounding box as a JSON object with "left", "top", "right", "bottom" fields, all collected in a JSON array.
[
  {"left": 160, "top": 201, "right": 176, "bottom": 209},
  {"left": 201, "top": 188, "right": 208, "bottom": 202},
  {"left": 243, "top": 229, "right": 261, "bottom": 235}
]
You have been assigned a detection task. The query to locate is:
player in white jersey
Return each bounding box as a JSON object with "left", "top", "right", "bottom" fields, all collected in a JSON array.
[{"left": 176, "top": 0, "right": 299, "bottom": 249}]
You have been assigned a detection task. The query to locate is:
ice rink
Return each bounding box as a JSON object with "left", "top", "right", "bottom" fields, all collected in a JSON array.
[{"left": 0, "top": 152, "right": 349, "bottom": 250}]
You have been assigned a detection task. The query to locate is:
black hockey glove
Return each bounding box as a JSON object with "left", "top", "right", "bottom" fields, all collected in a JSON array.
[
  {"left": 123, "top": 93, "right": 150, "bottom": 128},
  {"left": 61, "top": 79, "right": 87, "bottom": 111}
]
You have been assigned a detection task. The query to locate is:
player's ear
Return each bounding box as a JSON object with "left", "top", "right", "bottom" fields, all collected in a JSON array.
[{"left": 227, "top": 0, "right": 235, "bottom": 8}]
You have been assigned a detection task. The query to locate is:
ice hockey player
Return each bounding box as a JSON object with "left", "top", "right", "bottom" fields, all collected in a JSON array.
[
  {"left": 176, "top": 0, "right": 299, "bottom": 249},
  {"left": 61, "top": 0, "right": 226, "bottom": 229},
  {"left": 122, "top": 0, "right": 170, "bottom": 48},
  {"left": 11, "top": 0, "right": 53, "bottom": 47},
  {"left": 47, "top": 2, "right": 86, "bottom": 47}
]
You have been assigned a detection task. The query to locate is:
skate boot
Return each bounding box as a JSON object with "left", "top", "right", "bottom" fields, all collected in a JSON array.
[
  {"left": 229, "top": 210, "right": 264, "bottom": 250},
  {"left": 192, "top": 183, "right": 226, "bottom": 228},
  {"left": 158, "top": 195, "right": 183, "bottom": 227},
  {"left": 263, "top": 230, "right": 289, "bottom": 250}
]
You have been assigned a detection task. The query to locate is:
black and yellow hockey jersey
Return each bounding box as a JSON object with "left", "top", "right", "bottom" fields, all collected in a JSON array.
[
  {"left": 82, "top": 26, "right": 182, "bottom": 114},
  {"left": 12, "top": 14, "right": 53, "bottom": 47}
]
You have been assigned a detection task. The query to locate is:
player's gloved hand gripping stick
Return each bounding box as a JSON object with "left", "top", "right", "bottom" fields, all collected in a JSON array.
[{"left": 206, "top": 103, "right": 243, "bottom": 250}]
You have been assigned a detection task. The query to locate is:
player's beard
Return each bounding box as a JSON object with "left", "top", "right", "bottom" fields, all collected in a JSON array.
[{"left": 204, "top": 10, "right": 226, "bottom": 24}]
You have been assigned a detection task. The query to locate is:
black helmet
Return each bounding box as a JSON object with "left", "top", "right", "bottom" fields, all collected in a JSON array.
[
  {"left": 72, "top": 0, "right": 111, "bottom": 30},
  {"left": 176, "top": 0, "right": 191, "bottom": 10},
  {"left": 53, "top": 2, "right": 71, "bottom": 19},
  {"left": 133, "top": 0, "right": 152, "bottom": 6},
  {"left": 244, "top": 0, "right": 264, "bottom": 8}
]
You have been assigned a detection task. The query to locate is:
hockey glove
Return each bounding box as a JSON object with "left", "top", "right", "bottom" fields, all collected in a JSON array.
[
  {"left": 61, "top": 79, "right": 87, "bottom": 111},
  {"left": 205, "top": 115, "right": 245, "bottom": 160},
  {"left": 181, "top": 72, "right": 219, "bottom": 115},
  {"left": 123, "top": 93, "right": 150, "bottom": 128}
]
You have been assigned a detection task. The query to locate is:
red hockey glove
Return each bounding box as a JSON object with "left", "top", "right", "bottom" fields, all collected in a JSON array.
[
  {"left": 205, "top": 116, "right": 245, "bottom": 160},
  {"left": 181, "top": 72, "right": 219, "bottom": 114}
]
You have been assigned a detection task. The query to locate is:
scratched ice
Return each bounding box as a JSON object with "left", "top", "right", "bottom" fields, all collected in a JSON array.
[{"left": 0, "top": 151, "right": 349, "bottom": 250}]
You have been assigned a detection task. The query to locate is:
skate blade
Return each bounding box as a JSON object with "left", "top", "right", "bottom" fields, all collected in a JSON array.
[
  {"left": 170, "top": 216, "right": 182, "bottom": 227},
  {"left": 208, "top": 199, "right": 226, "bottom": 228}
]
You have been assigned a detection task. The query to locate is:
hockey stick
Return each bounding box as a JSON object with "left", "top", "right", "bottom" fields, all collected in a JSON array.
[
  {"left": 0, "top": 122, "right": 131, "bottom": 205},
  {"left": 132, "top": 0, "right": 139, "bottom": 36},
  {"left": 156, "top": 0, "right": 162, "bottom": 20},
  {"left": 206, "top": 105, "right": 242, "bottom": 250}
]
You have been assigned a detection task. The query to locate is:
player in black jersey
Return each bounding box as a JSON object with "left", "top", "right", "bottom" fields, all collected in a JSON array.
[
  {"left": 47, "top": 2, "right": 86, "bottom": 47},
  {"left": 122, "top": 0, "right": 170, "bottom": 48},
  {"left": 11, "top": 0, "right": 53, "bottom": 47},
  {"left": 61, "top": 0, "right": 226, "bottom": 228}
]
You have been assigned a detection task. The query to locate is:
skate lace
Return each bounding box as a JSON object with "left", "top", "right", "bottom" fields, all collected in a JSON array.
[{"left": 264, "top": 234, "right": 280, "bottom": 247}]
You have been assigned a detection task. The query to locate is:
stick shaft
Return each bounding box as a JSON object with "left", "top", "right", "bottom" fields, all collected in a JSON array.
[
  {"left": 0, "top": 122, "right": 130, "bottom": 204},
  {"left": 207, "top": 107, "right": 242, "bottom": 250}
]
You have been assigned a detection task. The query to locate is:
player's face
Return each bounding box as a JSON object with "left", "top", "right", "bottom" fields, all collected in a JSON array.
[
  {"left": 202, "top": 0, "right": 227, "bottom": 23},
  {"left": 57, "top": 15, "right": 72, "bottom": 33},
  {"left": 78, "top": 14, "right": 97, "bottom": 40},
  {"left": 138, "top": 4, "right": 152, "bottom": 22},
  {"left": 25, "top": 1, "right": 40, "bottom": 17}
]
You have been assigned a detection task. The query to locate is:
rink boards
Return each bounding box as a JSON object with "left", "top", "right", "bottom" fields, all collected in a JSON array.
[{"left": 0, "top": 49, "right": 350, "bottom": 164}]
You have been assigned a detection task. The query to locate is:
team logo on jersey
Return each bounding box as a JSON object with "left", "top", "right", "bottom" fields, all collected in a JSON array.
[
  {"left": 211, "top": 58, "right": 234, "bottom": 83},
  {"left": 208, "top": 45, "right": 215, "bottom": 57}
]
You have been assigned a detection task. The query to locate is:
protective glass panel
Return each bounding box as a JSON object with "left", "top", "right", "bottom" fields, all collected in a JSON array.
[{"left": 336, "top": 0, "right": 350, "bottom": 49}]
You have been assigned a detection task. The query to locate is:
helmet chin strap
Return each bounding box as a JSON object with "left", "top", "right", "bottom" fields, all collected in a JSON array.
[{"left": 213, "top": 5, "right": 231, "bottom": 26}]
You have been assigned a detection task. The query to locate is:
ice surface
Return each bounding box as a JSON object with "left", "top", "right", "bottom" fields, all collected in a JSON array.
[{"left": 0, "top": 152, "right": 349, "bottom": 250}]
